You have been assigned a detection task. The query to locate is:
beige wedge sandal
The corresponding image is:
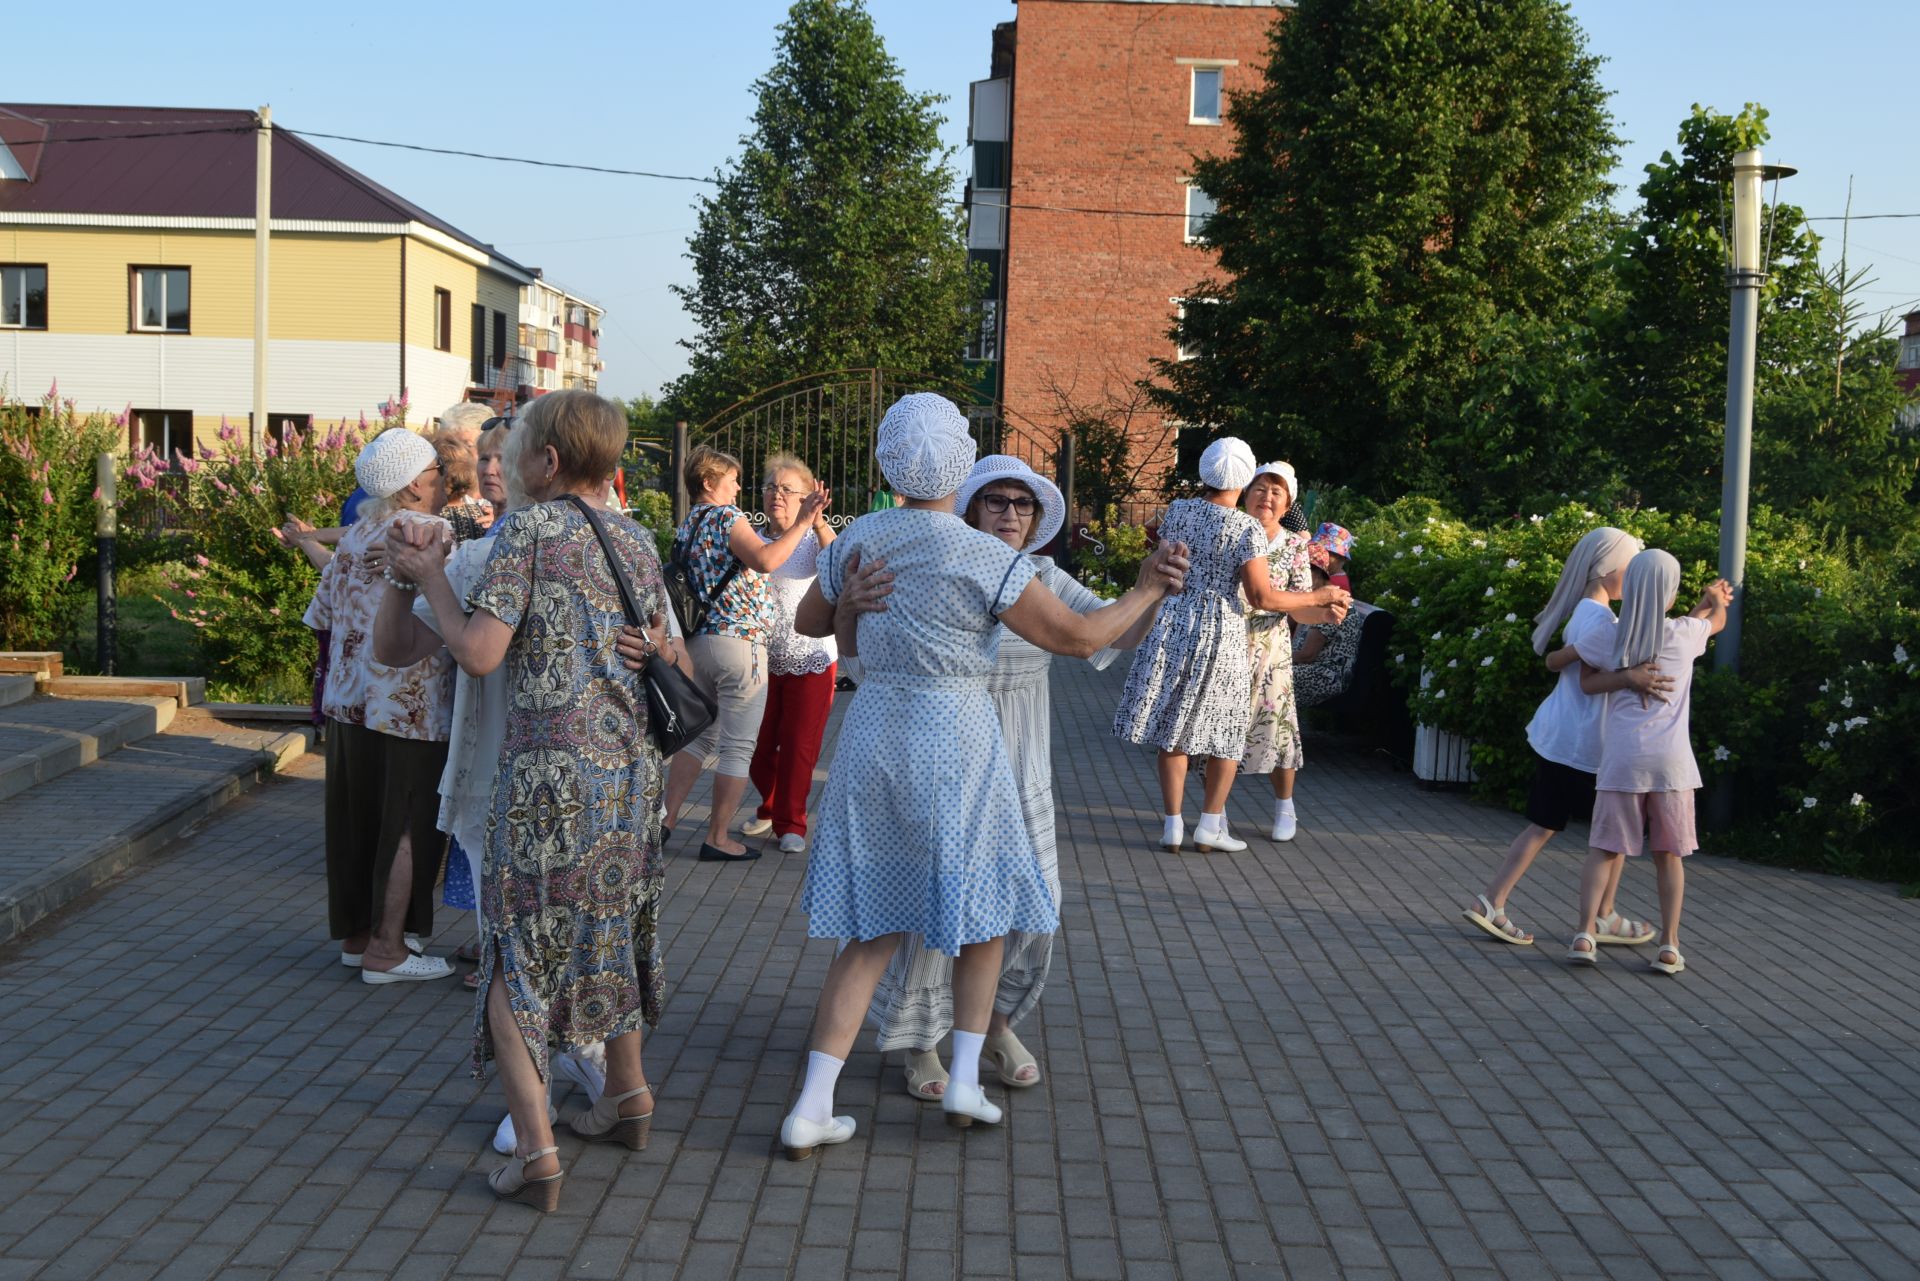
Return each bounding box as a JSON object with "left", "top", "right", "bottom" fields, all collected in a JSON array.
[
  {"left": 567, "top": 1083, "right": 654, "bottom": 1151},
  {"left": 489, "top": 1145, "right": 563, "bottom": 1211},
  {"left": 903, "top": 1049, "right": 949, "bottom": 1101},
  {"left": 983, "top": 1032, "right": 1042, "bottom": 1089}
]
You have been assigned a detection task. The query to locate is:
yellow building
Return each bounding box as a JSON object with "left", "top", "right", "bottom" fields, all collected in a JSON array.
[{"left": 0, "top": 104, "right": 572, "bottom": 453}]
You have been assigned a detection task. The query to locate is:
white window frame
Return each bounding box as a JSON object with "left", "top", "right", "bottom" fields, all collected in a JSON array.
[
  {"left": 1, "top": 264, "right": 47, "bottom": 329},
  {"left": 1184, "top": 186, "right": 1217, "bottom": 245},
  {"left": 1189, "top": 66, "right": 1224, "bottom": 126},
  {"left": 132, "top": 267, "right": 190, "bottom": 334},
  {"left": 132, "top": 409, "right": 193, "bottom": 459}
]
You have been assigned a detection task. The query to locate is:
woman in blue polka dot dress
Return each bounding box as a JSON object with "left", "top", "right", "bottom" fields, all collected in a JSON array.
[{"left": 775, "top": 394, "right": 1189, "bottom": 1157}]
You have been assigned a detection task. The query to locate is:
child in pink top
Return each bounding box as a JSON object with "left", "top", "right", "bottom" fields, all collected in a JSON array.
[{"left": 1565, "top": 549, "right": 1731, "bottom": 975}]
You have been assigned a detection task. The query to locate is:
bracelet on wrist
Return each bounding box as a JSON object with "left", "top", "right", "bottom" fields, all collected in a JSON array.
[{"left": 382, "top": 565, "right": 418, "bottom": 592}]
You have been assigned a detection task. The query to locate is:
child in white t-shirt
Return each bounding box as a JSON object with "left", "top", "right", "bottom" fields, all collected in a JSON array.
[
  {"left": 1460, "top": 528, "right": 1670, "bottom": 947},
  {"left": 1565, "top": 550, "right": 1731, "bottom": 975}
]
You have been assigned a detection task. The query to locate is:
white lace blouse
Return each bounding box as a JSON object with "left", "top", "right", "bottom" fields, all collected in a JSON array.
[{"left": 763, "top": 526, "right": 839, "bottom": 675}]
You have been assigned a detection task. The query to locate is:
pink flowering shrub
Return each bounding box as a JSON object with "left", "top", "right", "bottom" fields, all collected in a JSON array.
[
  {"left": 0, "top": 391, "right": 119, "bottom": 650},
  {"left": 132, "top": 404, "right": 396, "bottom": 699}
]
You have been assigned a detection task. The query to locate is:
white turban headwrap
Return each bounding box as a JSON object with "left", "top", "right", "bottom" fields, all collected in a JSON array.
[
  {"left": 876, "top": 393, "right": 978, "bottom": 500},
  {"left": 1613, "top": 548, "right": 1682, "bottom": 669},
  {"left": 354, "top": 428, "right": 438, "bottom": 500},
  {"left": 1198, "top": 437, "right": 1256, "bottom": 491},
  {"left": 1530, "top": 526, "right": 1642, "bottom": 655}
]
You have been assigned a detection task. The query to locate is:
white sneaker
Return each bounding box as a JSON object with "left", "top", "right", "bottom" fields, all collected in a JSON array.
[
  {"left": 553, "top": 1050, "right": 606, "bottom": 1102},
  {"left": 1192, "top": 819, "right": 1247, "bottom": 854},
  {"left": 779, "top": 1111, "right": 856, "bottom": 1160},
  {"left": 1159, "top": 815, "right": 1184, "bottom": 852},
  {"left": 1271, "top": 804, "right": 1298, "bottom": 842},
  {"left": 741, "top": 817, "right": 774, "bottom": 838},
  {"left": 360, "top": 952, "right": 454, "bottom": 984},
  {"left": 779, "top": 833, "right": 807, "bottom": 854},
  {"left": 492, "top": 1103, "right": 560, "bottom": 1155},
  {"left": 941, "top": 1082, "right": 1003, "bottom": 1128}
]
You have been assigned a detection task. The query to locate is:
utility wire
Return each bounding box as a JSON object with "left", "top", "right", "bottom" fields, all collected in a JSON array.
[{"left": 15, "top": 120, "right": 1920, "bottom": 225}]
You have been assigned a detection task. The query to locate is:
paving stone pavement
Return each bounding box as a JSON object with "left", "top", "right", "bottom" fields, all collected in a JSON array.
[{"left": 3, "top": 659, "right": 1919, "bottom": 1280}]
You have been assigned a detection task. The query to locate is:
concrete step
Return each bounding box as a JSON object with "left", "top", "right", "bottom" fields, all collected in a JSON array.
[
  {"left": 0, "top": 696, "right": 178, "bottom": 804},
  {"left": 44, "top": 675, "right": 206, "bottom": 707},
  {"left": 0, "top": 675, "right": 35, "bottom": 709},
  {"left": 0, "top": 721, "right": 312, "bottom": 945}
]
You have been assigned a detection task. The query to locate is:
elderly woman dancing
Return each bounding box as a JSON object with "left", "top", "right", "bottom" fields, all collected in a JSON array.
[
  {"left": 1114, "top": 438, "right": 1334, "bottom": 853},
  {"left": 846, "top": 455, "right": 1182, "bottom": 1102},
  {"left": 303, "top": 429, "right": 455, "bottom": 983},
  {"left": 1239, "top": 461, "right": 1349, "bottom": 842},
  {"left": 388, "top": 390, "right": 682, "bottom": 1211},
  {"left": 776, "top": 396, "right": 1188, "bottom": 1156}
]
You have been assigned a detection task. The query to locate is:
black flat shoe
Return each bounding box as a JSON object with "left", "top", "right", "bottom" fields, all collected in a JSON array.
[{"left": 698, "top": 842, "right": 761, "bottom": 862}]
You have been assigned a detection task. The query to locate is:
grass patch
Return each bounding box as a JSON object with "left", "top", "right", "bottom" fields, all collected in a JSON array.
[{"left": 64, "top": 563, "right": 202, "bottom": 677}]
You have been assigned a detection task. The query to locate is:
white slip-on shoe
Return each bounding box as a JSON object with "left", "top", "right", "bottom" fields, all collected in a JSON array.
[
  {"left": 493, "top": 1103, "right": 561, "bottom": 1155},
  {"left": 1159, "top": 815, "right": 1184, "bottom": 852},
  {"left": 779, "top": 1111, "right": 856, "bottom": 1160},
  {"left": 1271, "top": 803, "right": 1298, "bottom": 842},
  {"left": 941, "top": 1082, "right": 1003, "bottom": 1129},
  {"left": 361, "top": 953, "right": 454, "bottom": 984},
  {"left": 1192, "top": 820, "right": 1247, "bottom": 854},
  {"left": 779, "top": 833, "right": 807, "bottom": 854},
  {"left": 741, "top": 817, "right": 774, "bottom": 838},
  {"left": 340, "top": 937, "right": 423, "bottom": 968}
]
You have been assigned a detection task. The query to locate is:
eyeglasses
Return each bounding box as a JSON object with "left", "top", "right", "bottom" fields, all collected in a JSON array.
[
  {"left": 762, "top": 483, "right": 809, "bottom": 499},
  {"left": 979, "top": 494, "right": 1037, "bottom": 515}
]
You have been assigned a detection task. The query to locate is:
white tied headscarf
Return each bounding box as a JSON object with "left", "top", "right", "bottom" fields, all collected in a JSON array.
[
  {"left": 1612, "top": 548, "right": 1682, "bottom": 669},
  {"left": 1198, "top": 437, "right": 1256, "bottom": 491},
  {"left": 1530, "top": 526, "right": 1641, "bottom": 655},
  {"left": 876, "top": 393, "right": 977, "bottom": 500}
]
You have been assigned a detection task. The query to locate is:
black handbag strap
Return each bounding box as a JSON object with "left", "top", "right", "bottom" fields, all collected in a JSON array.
[
  {"left": 680, "top": 505, "right": 744, "bottom": 608},
  {"left": 563, "top": 495, "right": 645, "bottom": 628}
]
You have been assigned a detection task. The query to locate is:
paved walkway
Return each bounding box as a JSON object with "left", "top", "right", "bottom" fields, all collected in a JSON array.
[{"left": 3, "top": 660, "right": 1919, "bottom": 1280}]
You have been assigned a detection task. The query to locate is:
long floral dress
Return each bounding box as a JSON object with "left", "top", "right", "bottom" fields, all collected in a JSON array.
[
  {"left": 1242, "top": 527, "right": 1313, "bottom": 774},
  {"left": 1113, "top": 498, "right": 1266, "bottom": 759},
  {"left": 465, "top": 500, "right": 668, "bottom": 1081}
]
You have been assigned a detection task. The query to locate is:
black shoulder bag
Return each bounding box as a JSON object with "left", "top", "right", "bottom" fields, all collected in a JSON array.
[
  {"left": 564, "top": 496, "right": 717, "bottom": 758},
  {"left": 663, "top": 505, "right": 745, "bottom": 638}
]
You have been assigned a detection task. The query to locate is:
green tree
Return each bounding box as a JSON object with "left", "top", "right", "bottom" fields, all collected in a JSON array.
[
  {"left": 1148, "top": 0, "right": 1619, "bottom": 500},
  {"left": 1597, "top": 104, "right": 1918, "bottom": 542},
  {"left": 623, "top": 393, "right": 675, "bottom": 484},
  {"left": 667, "top": 0, "right": 980, "bottom": 423}
]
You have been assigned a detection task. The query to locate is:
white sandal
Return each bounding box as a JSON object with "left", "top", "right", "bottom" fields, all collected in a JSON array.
[
  {"left": 1461, "top": 894, "right": 1534, "bottom": 945},
  {"left": 1649, "top": 945, "right": 1686, "bottom": 975},
  {"left": 1564, "top": 932, "right": 1598, "bottom": 966},
  {"left": 1595, "top": 911, "right": 1657, "bottom": 946}
]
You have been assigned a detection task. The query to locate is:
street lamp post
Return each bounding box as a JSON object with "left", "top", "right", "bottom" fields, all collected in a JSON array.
[{"left": 1715, "top": 147, "right": 1793, "bottom": 678}]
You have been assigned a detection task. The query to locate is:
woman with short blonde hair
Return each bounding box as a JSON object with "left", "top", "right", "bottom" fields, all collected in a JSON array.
[{"left": 661, "top": 444, "right": 832, "bottom": 862}]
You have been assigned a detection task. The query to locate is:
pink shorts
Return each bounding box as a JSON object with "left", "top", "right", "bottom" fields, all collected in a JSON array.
[{"left": 1589, "top": 790, "right": 1697, "bottom": 857}]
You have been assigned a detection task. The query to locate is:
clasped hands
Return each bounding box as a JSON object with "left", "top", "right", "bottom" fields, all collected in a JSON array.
[{"left": 379, "top": 521, "right": 452, "bottom": 585}]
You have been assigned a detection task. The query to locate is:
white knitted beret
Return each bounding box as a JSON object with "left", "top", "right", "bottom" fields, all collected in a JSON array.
[
  {"left": 876, "top": 393, "right": 978, "bottom": 500},
  {"left": 354, "top": 429, "right": 438, "bottom": 499},
  {"left": 1198, "top": 437, "right": 1256, "bottom": 491}
]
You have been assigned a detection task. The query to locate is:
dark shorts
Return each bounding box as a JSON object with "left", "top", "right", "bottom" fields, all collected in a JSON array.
[{"left": 1523, "top": 753, "right": 1597, "bottom": 832}]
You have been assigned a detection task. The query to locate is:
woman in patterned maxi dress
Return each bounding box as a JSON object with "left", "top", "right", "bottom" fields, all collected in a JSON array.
[
  {"left": 1238, "top": 464, "right": 1348, "bottom": 843},
  {"left": 393, "top": 391, "right": 683, "bottom": 1211}
]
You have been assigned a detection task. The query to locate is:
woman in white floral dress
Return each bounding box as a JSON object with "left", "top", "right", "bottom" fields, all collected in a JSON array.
[
  {"left": 1114, "top": 439, "right": 1343, "bottom": 854},
  {"left": 1239, "top": 462, "right": 1348, "bottom": 842}
]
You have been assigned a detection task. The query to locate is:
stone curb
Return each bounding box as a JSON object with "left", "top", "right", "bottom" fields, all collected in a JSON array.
[{"left": 0, "top": 726, "right": 310, "bottom": 947}]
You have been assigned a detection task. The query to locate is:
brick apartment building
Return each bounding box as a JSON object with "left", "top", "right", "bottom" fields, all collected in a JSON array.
[{"left": 963, "top": 0, "right": 1288, "bottom": 494}]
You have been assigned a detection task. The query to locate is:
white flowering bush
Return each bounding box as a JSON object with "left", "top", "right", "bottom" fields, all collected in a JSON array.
[{"left": 1319, "top": 493, "right": 1919, "bottom": 884}]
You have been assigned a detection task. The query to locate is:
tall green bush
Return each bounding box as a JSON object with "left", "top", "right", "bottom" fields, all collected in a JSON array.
[{"left": 0, "top": 391, "right": 119, "bottom": 651}]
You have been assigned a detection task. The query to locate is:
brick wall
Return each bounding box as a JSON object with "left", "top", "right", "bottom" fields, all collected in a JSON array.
[{"left": 999, "top": 0, "right": 1281, "bottom": 491}]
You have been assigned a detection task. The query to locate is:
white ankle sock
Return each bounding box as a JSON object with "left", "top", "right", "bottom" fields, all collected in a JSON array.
[
  {"left": 1196, "top": 811, "right": 1227, "bottom": 834},
  {"left": 795, "top": 1050, "right": 844, "bottom": 1125},
  {"left": 950, "top": 1030, "right": 986, "bottom": 1094},
  {"left": 1276, "top": 798, "right": 1295, "bottom": 816}
]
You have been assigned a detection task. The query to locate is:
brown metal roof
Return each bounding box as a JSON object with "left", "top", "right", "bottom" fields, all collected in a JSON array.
[{"left": 0, "top": 104, "right": 532, "bottom": 276}]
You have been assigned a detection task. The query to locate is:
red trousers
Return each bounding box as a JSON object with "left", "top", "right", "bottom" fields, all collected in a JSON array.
[{"left": 748, "top": 665, "right": 837, "bottom": 837}]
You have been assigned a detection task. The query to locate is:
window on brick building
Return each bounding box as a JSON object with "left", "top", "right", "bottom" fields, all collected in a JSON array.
[
  {"left": 1184, "top": 186, "right": 1217, "bottom": 244},
  {"left": 1, "top": 265, "right": 48, "bottom": 329},
  {"left": 965, "top": 300, "right": 1000, "bottom": 362},
  {"left": 1172, "top": 296, "right": 1218, "bottom": 362},
  {"left": 1190, "top": 67, "right": 1223, "bottom": 125},
  {"left": 1173, "top": 424, "right": 1209, "bottom": 478}
]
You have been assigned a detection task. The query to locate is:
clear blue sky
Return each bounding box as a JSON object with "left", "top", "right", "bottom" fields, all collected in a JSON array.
[{"left": 12, "top": 1, "right": 1916, "bottom": 402}]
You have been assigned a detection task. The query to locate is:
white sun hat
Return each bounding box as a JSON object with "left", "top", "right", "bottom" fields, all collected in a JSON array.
[
  {"left": 876, "top": 392, "right": 978, "bottom": 499},
  {"left": 954, "top": 454, "right": 1066, "bottom": 553},
  {"left": 1252, "top": 459, "right": 1297, "bottom": 501}
]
